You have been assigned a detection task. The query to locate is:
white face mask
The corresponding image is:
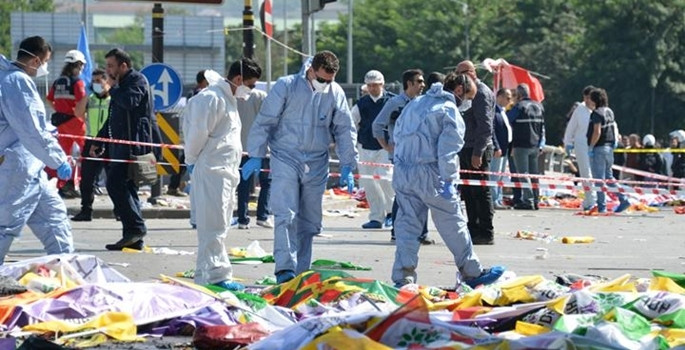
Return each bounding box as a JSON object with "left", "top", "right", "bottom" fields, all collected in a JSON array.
[
  {"left": 234, "top": 84, "right": 251, "bottom": 100},
  {"left": 311, "top": 79, "right": 330, "bottom": 93},
  {"left": 19, "top": 49, "right": 49, "bottom": 77},
  {"left": 92, "top": 83, "right": 104, "bottom": 94},
  {"left": 35, "top": 62, "right": 49, "bottom": 78}
]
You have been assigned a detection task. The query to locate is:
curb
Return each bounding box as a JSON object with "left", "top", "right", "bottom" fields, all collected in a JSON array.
[{"left": 67, "top": 198, "right": 361, "bottom": 220}]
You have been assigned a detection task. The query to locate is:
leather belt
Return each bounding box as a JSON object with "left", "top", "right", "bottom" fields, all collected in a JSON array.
[{"left": 0, "top": 155, "right": 4, "bottom": 166}]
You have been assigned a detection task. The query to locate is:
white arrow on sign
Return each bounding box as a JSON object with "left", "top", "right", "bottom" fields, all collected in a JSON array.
[{"left": 152, "top": 68, "right": 174, "bottom": 107}]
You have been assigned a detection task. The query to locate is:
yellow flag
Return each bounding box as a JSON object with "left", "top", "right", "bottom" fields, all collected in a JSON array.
[
  {"left": 648, "top": 277, "right": 685, "bottom": 293},
  {"left": 301, "top": 326, "right": 393, "bottom": 350},
  {"left": 515, "top": 321, "right": 551, "bottom": 336},
  {"left": 23, "top": 311, "right": 139, "bottom": 345}
]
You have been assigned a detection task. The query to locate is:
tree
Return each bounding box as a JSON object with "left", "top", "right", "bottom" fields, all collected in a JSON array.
[{"left": 0, "top": 0, "right": 53, "bottom": 56}]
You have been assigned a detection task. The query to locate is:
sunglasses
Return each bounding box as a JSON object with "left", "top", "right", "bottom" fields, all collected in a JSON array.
[{"left": 315, "top": 74, "right": 333, "bottom": 84}]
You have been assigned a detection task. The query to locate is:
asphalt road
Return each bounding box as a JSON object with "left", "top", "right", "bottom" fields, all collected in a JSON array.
[{"left": 7, "top": 201, "right": 684, "bottom": 286}]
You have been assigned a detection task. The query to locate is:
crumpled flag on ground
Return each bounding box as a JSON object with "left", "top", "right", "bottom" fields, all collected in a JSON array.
[
  {"left": 311, "top": 259, "right": 372, "bottom": 271},
  {"left": 122, "top": 246, "right": 194, "bottom": 255},
  {"left": 22, "top": 311, "right": 141, "bottom": 348},
  {"left": 0, "top": 254, "right": 130, "bottom": 284},
  {"left": 261, "top": 270, "right": 402, "bottom": 309},
  {"left": 192, "top": 322, "right": 270, "bottom": 349}
]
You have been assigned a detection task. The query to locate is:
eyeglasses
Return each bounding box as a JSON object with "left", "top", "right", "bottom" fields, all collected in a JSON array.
[{"left": 315, "top": 74, "right": 333, "bottom": 84}]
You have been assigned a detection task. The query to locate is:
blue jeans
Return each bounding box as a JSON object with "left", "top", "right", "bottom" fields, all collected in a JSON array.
[
  {"left": 237, "top": 156, "right": 271, "bottom": 224},
  {"left": 590, "top": 145, "right": 627, "bottom": 211},
  {"left": 512, "top": 147, "right": 540, "bottom": 206},
  {"left": 489, "top": 155, "right": 507, "bottom": 205}
]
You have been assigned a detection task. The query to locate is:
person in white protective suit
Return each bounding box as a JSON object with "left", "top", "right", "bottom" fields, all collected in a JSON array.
[
  {"left": 391, "top": 73, "right": 505, "bottom": 288},
  {"left": 563, "top": 85, "right": 596, "bottom": 210},
  {"left": 243, "top": 51, "right": 358, "bottom": 284},
  {"left": 183, "top": 58, "right": 262, "bottom": 290},
  {"left": 0, "top": 36, "right": 74, "bottom": 264}
]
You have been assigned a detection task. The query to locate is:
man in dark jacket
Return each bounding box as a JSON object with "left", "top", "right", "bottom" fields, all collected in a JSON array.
[
  {"left": 509, "top": 84, "right": 545, "bottom": 210},
  {"left": 92, "top": 48, "right": 162, "bottom": 250},
  {"left": 454, "top": 60, "right": 496, "bottom": 245}
]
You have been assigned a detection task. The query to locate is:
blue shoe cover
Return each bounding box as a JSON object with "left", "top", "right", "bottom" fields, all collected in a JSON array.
[
  {"left": 464, "top": 266, "right": 505, "bottom": 288},
  {"left": 213, "top": 280, "right": 245, "bottom": 291}
]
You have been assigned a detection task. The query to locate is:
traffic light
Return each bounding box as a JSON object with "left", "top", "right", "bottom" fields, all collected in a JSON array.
[{"left": 306, "top": 0, "right": 336, "bottom": 14}]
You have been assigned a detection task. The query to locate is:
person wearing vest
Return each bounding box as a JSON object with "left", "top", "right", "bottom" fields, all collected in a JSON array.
[
  {"left": 72, "top": 69, "right": 113, "bottom": 222},
  {"left": 351, "top": 70, "right": 396, "bottom": 229},
  {"left": 587, "top": 87, "right": 630, "bottom": 213},
  {"left": 45, "top": 50, "right": 88, "bottom": 199},
  {"left": 509, "top": 83, "right": 545, "bottom": 211}
]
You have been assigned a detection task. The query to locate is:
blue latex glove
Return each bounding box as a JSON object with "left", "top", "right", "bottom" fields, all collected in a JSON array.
[
  {"left": 187, "top": 164, "right": 195, "bottom": 175},
  {"left": 339, "top": 165, "right": 354, "bottom": 193},
  {"left": 440, "top": 181, "right": 456, "bottom": 199},
  {"left": 56, "top": 162, "right": 72, "bottom": 180},
  {"left": 241, "top": 157, "right": 262, "bottom": 181},
  {"left": 564, "top": 145, "right": 573, "bottom": 156}
]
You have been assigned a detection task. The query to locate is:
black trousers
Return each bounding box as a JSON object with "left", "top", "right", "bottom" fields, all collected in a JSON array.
[
  {"left": 106, "top": 162, "right": 146, "bottom": 238},
  {"left": 79, "top": 141, "right": 105, "bottom": 212},
  {"left": 459, "top": 146, "right": 495, "bottom": 240}
]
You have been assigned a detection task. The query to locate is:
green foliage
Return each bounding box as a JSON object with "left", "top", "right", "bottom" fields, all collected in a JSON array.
[
  {"left": 307, "top": 0, "right": 685, "bottom": 140},
  {"left": 103, "top": 15, "right": 145, "bottom": 70},
  {"left": 0, "top": 0, "right": 53, "bottom": 56}
]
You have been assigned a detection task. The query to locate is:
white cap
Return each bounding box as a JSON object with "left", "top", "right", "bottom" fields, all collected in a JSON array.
[
  {"left": 364, "top": 70, "right": 384, "bottom": 84},
  {"left": 669, "top": 129, "right": 685, "bottom": 143},
  {"left": 642, "top": 134, "right": 656, "bottom": 147},
  {"left": 65, "top": 50, "right": 86, "bottom": 64}
]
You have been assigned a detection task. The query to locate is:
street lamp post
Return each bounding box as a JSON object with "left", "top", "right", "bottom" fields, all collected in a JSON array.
[{"left": 451, "top": 0, "right": 469, "bottom": 60}]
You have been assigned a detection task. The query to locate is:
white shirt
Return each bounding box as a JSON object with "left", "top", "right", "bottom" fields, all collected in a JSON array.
[{"left": 563, "top": 101, "right": 591, "bottom": 148}]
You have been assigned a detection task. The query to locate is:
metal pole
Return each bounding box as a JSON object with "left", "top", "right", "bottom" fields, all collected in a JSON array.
[
  {"left": 301, "top": 0, "right": 311, "bottom": 55},
  {"left": 283, "top": 0, "right": 288, "bottom": 75},
  {"left": 463, "top": 2, "right": 469, "bottom": 60},
  {"left": 149, "top": 3, "right": 164, "bottom": 204},
  {"left": 82, "top": 0, "right": 87, "bottom": 26},
  {"left": 346, "top": 0, "right": 353, "bottom": 84},
  {"left": 243, "top": 0, "right": 255, "bottom": 58}
]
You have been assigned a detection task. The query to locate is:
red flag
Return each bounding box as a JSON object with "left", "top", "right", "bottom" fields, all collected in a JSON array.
[{"left": 485, "top": 58, "right": 545, "bottom": 102}]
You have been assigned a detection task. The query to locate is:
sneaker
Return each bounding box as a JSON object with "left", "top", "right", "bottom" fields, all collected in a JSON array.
[
  {"left": 256, "top": 218, "right": 274, "bottom": 228},
  {"left": 276, "top": 270, "right": 296, "bottom": 284},
  {"left": 212, "top": 280, "right": 245, "bottom": 291},
  {"left": 393, "top": 276, "right": 414, "bottom": 289},
  {"left": 614, "top": 200, "right": 631, "bottom": 213},
  {"left": 383, "top": 214, "right": 393, "bottom": 228},
  {"left": 238, "top": 223, "right": 250, "bottom": 229},
  {"left": 513, "top": 203, "right": 534, "bottom": 210},
  {"left": 93, "top": 187, "right": 104, "bottom": 196},
  {"left": 361, "top": 220, "right": 383, "bottom": 229},
  {"left": 582, "top": 204, "right": 598, "bottom": 213},
  {"left": 71, "top": 211, "right": 92, "bottom": 222},
  {"left": 166, "top": 188, "right": 188, "bottom": 197},
  {"left": 463, "top": 266, "right": 506, "bottom": 288},
  {"left": 472, "top": 237, "right": 494, "bottom": 245}
]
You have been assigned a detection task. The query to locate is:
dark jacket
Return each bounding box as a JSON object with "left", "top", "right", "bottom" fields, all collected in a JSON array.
[
  {"left": 462, "top": 80, "right": 495, "bottom": 157},
  {"left": 638, "top": 146, "right": 665, "bottom": 176},
  {"left": 510, "top": 98, "right": 545, "bottom": 149},
  {"left": 97, "top": 69, "right": 162, "bottom": 160},
  {"left": 672, "top": 151, "right": 685, "bottom": 178},
  {"left": 356, "top": 91, "right": 395, "bottom": 150},
  {"left": 492, "top": 105, "right": 510, "bottom": 154}
]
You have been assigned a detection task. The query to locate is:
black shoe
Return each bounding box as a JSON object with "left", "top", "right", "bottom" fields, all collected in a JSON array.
[
  {"left": 513, "top": 203, "right": 535, "bottom": 210},
  {"left": 472, "top": 237, "right": 495, "bottom": 245},
  {"left": 420, "top": 238, "right": 435, "bottom": 245},
  {"left": 71, "top": 211, "right": 92, "bottom": 222},
  {"left": 105, "top": 234, "right": 145, "bottom": 251},
  {"left": 93, "top": 187, "right": 104, "bottom": 196}
]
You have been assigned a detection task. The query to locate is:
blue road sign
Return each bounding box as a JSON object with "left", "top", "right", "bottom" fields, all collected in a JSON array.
[{"left": 141, "top": 63, "right": 183, "bottom": 111}]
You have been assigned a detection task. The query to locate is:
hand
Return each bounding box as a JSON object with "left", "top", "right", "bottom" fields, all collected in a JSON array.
[
  {"left": 187, "top": 164, "right": 195, "bottom": 175},
  {"left": 440, "top": 181, "right": 456, "bottom": 199},
  {"left": 56, "top": 162, "right": 72, "bottom": 180},
  {"left": 471, "top": 155, "right": 482, "bottom": 169},
  {"left": 565, "top": 144, "right": 574, "bottom": 156},
  {"left": 241, "top": 157, "right": 262, "bottom": 181},
  {"left": 89, "top": 145, "right": 104, "bottom": 157},
  {"left": 494, "top": 149, "right": 502, "bottom": 158},
  {"left": 339, "top": 165, "right": 355, "bottom": 194}
]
